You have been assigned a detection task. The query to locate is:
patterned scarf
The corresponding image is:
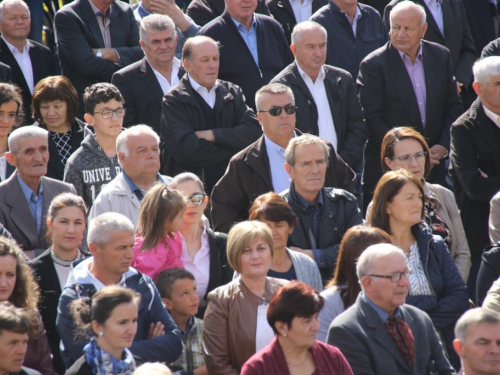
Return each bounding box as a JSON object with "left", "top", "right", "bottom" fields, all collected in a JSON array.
[{"left": 84, "top": 338, "right": 136, "bottom": 375}]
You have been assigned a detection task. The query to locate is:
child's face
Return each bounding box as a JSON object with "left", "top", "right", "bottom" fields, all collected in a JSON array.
[
  {"left": 86, "top": 99, "right": 124, "bottom": 139},
  {"left": 164, "top": 278, "right": 200, "bottom": 316},
  {"left": 169, "top": 210, "right": 185, "bottom": 232}
]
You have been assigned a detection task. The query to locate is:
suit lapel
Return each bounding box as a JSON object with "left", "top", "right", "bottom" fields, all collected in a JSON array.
[
  {"left": 40, "top": 178, "right": 51, "bottom": 241},
  {"left": 28, "top": 41, "right": 42, "bottom": 84},
  {"left": 416, "top": 0, "right": 445, "bottom": 43},
  {"left": 0, "top": 39, "right": 30, "bottom": 96},
  {"left": 4, "top": 174, "right": 38, "bottom": 248},
  {"left": 275, "top": 0, "right": 295, "bottom": 19},
  {"left": 109, "top": 4, "right": 125, "bottom": 47},
  {"left": 140, "top": 58, "right": 164, "bottom": 106},
  {"left": 388, "top": 44, "right": 424, "bottom": 132},
  {"left": 245, "top": 136, "right": 273, "bottom": 189},
  {"left": 422, "top": 42, "right": 439, "bottom": 138},
  {"left": 79, "top": 0, "right": 105, "bottom": 47},
  {"left": 441, "top": 0, "right": 453, "bottom": 46},
  {"left": 476, "top": 102, "right": 500, "bottom": 176}
]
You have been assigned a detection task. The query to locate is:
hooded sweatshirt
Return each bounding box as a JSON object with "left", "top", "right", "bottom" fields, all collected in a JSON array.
[{"left": 63, "top": 128, "right": 121, "bottom": 209}]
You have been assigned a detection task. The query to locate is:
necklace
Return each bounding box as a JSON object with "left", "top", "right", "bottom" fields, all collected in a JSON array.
[
  {"left": 51, "top": 248, "right": 82, "bottom": 267},
  {"left": 286, "top": 352, "right": 310, "bottom": 367}
]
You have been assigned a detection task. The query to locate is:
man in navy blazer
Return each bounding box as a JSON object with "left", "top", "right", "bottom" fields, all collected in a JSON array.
[
  {"left": 198, "top": 0, "right": 292, "bottom": 110},
  {"left": 0, "top": 0, "right": 56, "bottom": 124},
  {"left": 55, "top": 0, "right": 144, "bottom": 118},
  {"left": 359, "top": 1, "right": 462, "bottom": 210},
  {"left": 327, "top": 243, "right": 455, "bottom": 375}
]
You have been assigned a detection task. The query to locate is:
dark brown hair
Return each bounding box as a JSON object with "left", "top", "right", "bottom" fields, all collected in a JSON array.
[
  {"left": 367, "top": 170, "right": 425, "bottom": 234},
  {"left": 155, "top": 267, "right": 195, "bottom": 299},
  {"left": 46, "top": 192, "right": 87, "bottom": 242},
  {"left": 0, "top": 302, "right": 33, "bottom": 336},
  {"left": 249, "top": 192, "right": 298, "bottom": 229},
  {"left": 32, "top": 76, "right": 78, "bottom": 125},
  {"left": 325, "top": 225, "right": 392, "bottom": 309},
  {"left": 0, "top": 83, "right": 23, "bottom": 126},
  {"left": 267, "top": 281, "right": 324, "bottom": 335},
  {"left": 381, "top": 127, "right": 431, "bottom": 178}
]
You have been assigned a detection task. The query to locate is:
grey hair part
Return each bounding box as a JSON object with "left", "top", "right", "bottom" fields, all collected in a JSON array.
[
  {"left": 455, "top": 308, "right": 500, "bottom": 342},
  {"left": 139, "top": 14, "right": 176, "bottom": 43},
  {"left": 87, "top": 213, "right": 134, "bottom": 248},
  {"left": 255, "top": 83, "right": 294, "bottom": 113},
  {"left": 356, "top": 243, "right": 405, "bottom": 289},
  {"left": 284, "top": 134, "right": 330, "bottom": 167},
  {"left": 291, "top": 21, "right": 327, "bottom": 45},
  {"left": 0, "top": 0, "right": 30, "bottom": 23},
  {"left": 169, "top": 172, "right": 205, "bottom": 192},
  {"left": 8, "top": 126, "right": 48, "bottom": 155},
  {"left": 474, "top": 56, "right": 500, "bottom": 85},
  {"left": 116, "top": 124, "right": 160, "bottom": 158},
  {"left": 389, "top": 0, "right": 427, "bottom": 28}
]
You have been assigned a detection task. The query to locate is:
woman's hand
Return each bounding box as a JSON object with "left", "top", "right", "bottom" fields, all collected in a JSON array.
[{"left": 148, "top": 322, "right": 165, "bottom": 338}]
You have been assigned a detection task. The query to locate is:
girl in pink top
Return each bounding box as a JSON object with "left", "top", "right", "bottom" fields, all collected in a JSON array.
[{"left": 132, "top": 184, "right": 187, "bottom": 280}]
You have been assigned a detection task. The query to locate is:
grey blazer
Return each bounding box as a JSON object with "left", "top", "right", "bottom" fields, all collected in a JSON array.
[
  {"left": 327, "top": 295, "right": 456, "bottom": 375},
  {"left": 0, "top": 173, "right": 76, "bottom": 254}
]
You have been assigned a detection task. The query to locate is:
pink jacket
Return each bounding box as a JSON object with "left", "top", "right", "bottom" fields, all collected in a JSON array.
[{"left": 132, "top": 234, "right": 184, "bottom": 280}]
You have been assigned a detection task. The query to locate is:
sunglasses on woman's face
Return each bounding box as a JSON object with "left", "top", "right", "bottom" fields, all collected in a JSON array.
[
  {"left": 259, "top": 104, "right": 297, "bottom": 117},
  {"left": 187, "top": 193, "right": 206, "bottom": 206}
]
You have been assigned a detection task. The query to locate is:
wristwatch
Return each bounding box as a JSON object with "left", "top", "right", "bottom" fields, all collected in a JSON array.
[{"left": 96, "top": 49, "right": 102, "bottom": 58}]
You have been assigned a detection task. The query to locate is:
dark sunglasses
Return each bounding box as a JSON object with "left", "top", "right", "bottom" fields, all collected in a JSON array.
[
  {"left": 259, "top": 104, "right": 297, "bottom": 117},
  {"left": 187, "top": 193, "right": 206, "bottom": 206}
]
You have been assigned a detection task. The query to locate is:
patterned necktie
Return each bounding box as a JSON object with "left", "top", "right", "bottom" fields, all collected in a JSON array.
[{"left": 385, "top": 315, "right": 416, "bottom": 369}]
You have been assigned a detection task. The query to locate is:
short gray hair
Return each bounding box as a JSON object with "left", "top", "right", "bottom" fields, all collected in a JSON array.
[
  {"left": 0, "top": 0, "right": 30, "bottom": 22},
  {"left": 356, "top": 243, "right": 405, "bottom": 285},
  {"left": 139, "top": 14, "right": 176, "bottom": 43},
  {"left": 474, "top": 56, "right": 500, "bottom": 85},
  {"left": 88, "top": 213, "right": 134, "bottom": 248},
  {"left": 169, "top": 172, "right": 204, "bottom": 192},
  {"left": 291, "top": 21, "right": 327, "bottom": 45},
  {"left": 116, "top": 124, "right": 160, "bottom": 157},
  {"left": 284, "top": 134, "right": 330, "bottom": 167},
  {"left": 389, "top": 1, "right": 426, "bottom": 28},
  {"left": 455, "top": 308, "right": 500, "bottom": 341},
  {"left": 255, "top": 83, "right": 294, "bottom": 112},
  {"left": 8, "top": 126, "right": 48, "bottom": 155}
]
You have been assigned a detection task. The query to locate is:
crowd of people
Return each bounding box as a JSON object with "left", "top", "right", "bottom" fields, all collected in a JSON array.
[{"left": 0, "top": 0, "right": 500, "bottom": 373}]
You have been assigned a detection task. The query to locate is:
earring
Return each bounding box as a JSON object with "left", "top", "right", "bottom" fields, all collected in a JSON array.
[{"left": 99, "top": 331, "right": 104, "bottom": 337}]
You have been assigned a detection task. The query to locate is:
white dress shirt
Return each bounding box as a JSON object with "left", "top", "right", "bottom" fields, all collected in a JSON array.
[
  {"left": 2, "top": 37, "right": 33, "bottom": 94},
  {"left": 296, "top": 63, "right": 338, "bottom": 149},
  {"left": 342, "top": 6, "right": 362, "bottom": 37},
  {"left": 484, "top": 104, "right": 500, "bottom": 127},
  {"left": 289, "top": 0, "right": 313, "bottom": 23},
  {"left": 188, "top": 74, "right": 219, "bottom": 108},
  {"left": 180, "top": 227, "right": 211, "bottom": 300},
  {"left": 423, "top": 0, "right": 444, "bottom": 36},
  {"left": 149, "top": 57, "right": 181, "bottom": 94},
  {"left": 265, "top": 135, "right": 291, "bottom": 193}
]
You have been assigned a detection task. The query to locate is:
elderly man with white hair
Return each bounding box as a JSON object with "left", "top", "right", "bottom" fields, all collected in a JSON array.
[
  {"left": 57, "top": 212, "right": 182, "bottom": 368},
  {"left": 327, "top": 243, "right": 455, "bottom": 374},
  {"left": 450, "top": 56, "right": 500, "bottom": 301},
  {"left": 89, "top": 124, "right": 171, "bottom": 225},
  {"left": 0, "top": 126, "right": 75, "bottom": 258}
]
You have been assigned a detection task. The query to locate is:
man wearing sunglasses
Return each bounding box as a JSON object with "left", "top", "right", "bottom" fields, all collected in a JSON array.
[
  {"left": 328, "top": 243, "right": 455, "bottom": 374},
  {"left": 211, "top": 83, "right": 357, "bottom": 233}
]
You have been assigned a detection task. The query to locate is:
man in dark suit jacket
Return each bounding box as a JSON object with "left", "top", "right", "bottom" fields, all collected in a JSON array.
[
  {"left": 54, "top": 0, "right": 144, "bottom": 118},
  {"left": 198, "top": 0, "right": 292, "bottom": 110},
  {"left": 450, "top": 56, "right": 500, "bottom": 301},
  {"left": 328, "top": 243, "right": 455, "bottom": 375},
  {"left": 462, "top": 0, "right": 497, "bottom": 56},
  {"left": 112, "top": 14, "right": 185, "bottom": 135},
  {"left": 187, "top": 0, "right": 270, "bottom": 27},
  {"left": 272, "top": 21, "right": 367, "bottom": 172},
  {"left": 266, "top": 0, "right": 327, "bottom": 45},
  {"left": 161, "top": 36, "right": 262, "bottom": 195},
  {"left": 384, "top": 0, "right": 477, "bottom": 94},
  {"left": 0, "top": 0, "right": 56, "bottom": 124},
  {"left": 211, "top": 83, "right": 357, "bottom": 233},
  {"left": 0, "top": 127, "right": 76, "bottom": 259},
  {"left": 359, "top": 2, "right": 462, "bottom": 209}
]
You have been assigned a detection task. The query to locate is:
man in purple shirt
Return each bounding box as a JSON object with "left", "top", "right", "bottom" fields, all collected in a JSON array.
[{"left": 358, "top": 1, "right": 462, "bottom": 211}]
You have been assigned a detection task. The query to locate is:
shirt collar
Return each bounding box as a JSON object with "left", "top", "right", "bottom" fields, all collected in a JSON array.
[
  {"left": 398, "top": 42, "right": 424, "bottom": 63},
  {"left": 17, "top": 174, "right": 43, "bottom": 199},
  {"left": 296, "top": 62, "right": 325, "bottom": 82},
  {"left": 483, "top": 103, "right": 500, "bottom": 128},
  {"left": 362, "top": 293, "right": 402, "bottom": 322},
  {"left": 296, "top": 186, "right": 324, "bottom": 210},
  {"left": 188, "top": 73, "right": 219, "bottom": 93},
  {"left": 122, "top": 171, "right": 166, "bottom": 193},
  {"left": 341, "top": 5, "right": 362, "bottom": 23},
  {"left": 2, "top": 36, "right": 29, "bottom": 54},
  {"left": 231, "top": 15, "right": 257, "bottom": 31},
  {"left": 147, "top": 57, "right": 181, "bottom": 75},
  {"left": 89, "top": 0, "right": 110, "bottom": 17},
  {"left": 137, "top": 4, "right": 150, "bottom": 18},
  {"left": 86, "top": 261, "right": 127, "bottom": 290},
  {"left": 423, "top": 0, "right": 442, "bottom": 6}
]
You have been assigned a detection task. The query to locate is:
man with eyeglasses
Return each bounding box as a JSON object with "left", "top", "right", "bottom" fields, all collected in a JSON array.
[
  {"left": 358, "top": 1, "right": 462, "bottom": 212},
  {"left": 161, "top": 35, "right": 262, "bottom": 196},
  {"left": 328, "top": 243, "right": 455, "bottom": 374},
  {"left": 64, "top": 83, "right": 124, "bottom": 210},
  {"left": 211, "top": 83, "right": 357, "bottom": 233}
]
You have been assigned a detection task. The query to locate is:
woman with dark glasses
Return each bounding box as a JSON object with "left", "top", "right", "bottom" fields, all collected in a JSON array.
[{"left": 170, "top": 172, "right": 234, "bottom": 318}]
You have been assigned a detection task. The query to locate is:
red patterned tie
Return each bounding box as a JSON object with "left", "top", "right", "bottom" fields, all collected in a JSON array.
[{"left": 385, "top": 315, "right": 416, "bottom": 369}]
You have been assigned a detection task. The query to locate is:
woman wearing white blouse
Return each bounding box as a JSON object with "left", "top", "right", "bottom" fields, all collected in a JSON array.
[
  {"left": 0, "top": 84, "right": 23, "bottom": 181},
  {"left": 169, "top": 172, "right": 234, "bottom": 318}
]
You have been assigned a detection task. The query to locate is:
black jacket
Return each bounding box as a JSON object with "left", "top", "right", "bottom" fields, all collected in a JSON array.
[
  {"left": 161, "top": 76, "right": 261, "bottom": 194},
  {"left": 65, "top": 356, "right": 92, "bottom": 375},
  {"left": 112, "top": 57, "right": 186, "bottom": 135},
  {"left": 449, "top": 98, "right": 500, "bottom": 256},
  {"left": 476, "top": 243, "right": 500, "bottom": 306},
  {"left": 281, "top": 184, "right": 362, "bottom": 282},
  {"left": 0, "top": 62, "right": 12, "bottom": 83},
  {"left": 266, "top": 0, "right": 327, "bottom": 44},
  {"left": 187, "top": 0, "right": 270, "bottom": 27},
  {"left": 199, "top": 11, "right": 293, "bottom": 110},
  {"left": 271, "top": 62, "right": 367, "bottom": 169},
  {"left": 462, "top": 0, "right": 497, "bottom": 55}
]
